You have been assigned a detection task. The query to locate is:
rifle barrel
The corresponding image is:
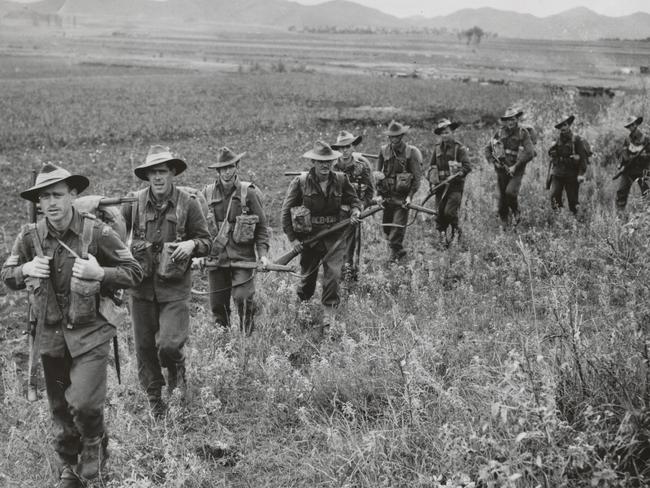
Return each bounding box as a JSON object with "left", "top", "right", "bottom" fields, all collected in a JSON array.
[
  {"left": 284, "top": 171, "right": 303, "bottom": 176},
  {"left": 204, "top": 260, "right": 295, "bottom": 272},
  {"left": 98, "top": 196, "right": 138, "bottom": 207},
  {"left": 406, "top": 202, "right": 437, "bottom": 216},
  {"left": 360, "top": 153, "right": 379, "bottom": 159}
]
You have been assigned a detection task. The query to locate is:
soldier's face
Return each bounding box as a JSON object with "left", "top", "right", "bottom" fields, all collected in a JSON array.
[
  {"left": 38, "top": 182, "right": 77, "bottom": 226},
  {"left": 217, "top": 164, "right": 238, "bottom": 183},
  {"left": 439, "top": 127, "right": 453, "bottom": 142},
  {"left": 389, "top": 135, "right": 403, "bottom": 146},
  {"left": 559, "top": 123, "right": 571, "bottom": 134},
  {"left": 504, "top": 118, "right": 517, "bottom": 130},
  {"left": 147, "top": 164, "right": 174, "bottom": 198},
  {"left": 339, "top": 145, "right": 353, "bottom": 158},
  {"left": 313, "top": 159, "right": 333, "bottom": 177}
]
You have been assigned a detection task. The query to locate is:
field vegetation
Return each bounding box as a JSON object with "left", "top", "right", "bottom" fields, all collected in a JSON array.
[{"left": 1, "top": 46, "right": 650, "bottom": 488}]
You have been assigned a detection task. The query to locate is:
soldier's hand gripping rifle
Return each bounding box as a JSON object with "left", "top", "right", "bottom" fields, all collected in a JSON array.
[
  {"left": 274, "top": 204, "right": 383, "bottom": 266},
  {"left": 613, "top": 140, "right": 650, "bottom": 180}
]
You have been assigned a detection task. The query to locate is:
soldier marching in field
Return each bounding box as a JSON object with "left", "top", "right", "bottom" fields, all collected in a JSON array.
[
  {"left": 427, "top": 119, "right": 472, "bottom": 247},
  {"left": 375, "top": 120, "right": 423, "bottom": 261},
  {"left": 122, "top": 146, "right": 211, "bottom": 417},
  {"left": 330, "top": 130, "right": 374, "bottom": 281},
  {"left": 614, "top": 116, "right": 650, "bottom": 213},
  {"left": 281, "top": 141, "right": 361, "bottom": 333},
  {"left": 485, "top": 107, "right": 535, "bottom": 226},
  {"left": 547, "top": 115, "right": 591, "bottom": 214},
  {"left": 198, "top": 147, "right": 270, "bottom": 335},
  {"left": 1, "top": 164, "right": 143, "bottom": 488}
]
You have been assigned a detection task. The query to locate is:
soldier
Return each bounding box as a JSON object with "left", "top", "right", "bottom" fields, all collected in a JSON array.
[
  {"left": 615, "top": 116, "right": 650, "bottom": 213},
  {"left": 281, "top": 141, "right": 361, "bottom": 330},
  {"left": 330, "top": 130, "right": 374, "bottom": 280},
  {"left": 199, "top": 147, "right": 270, "bottom": 335},
  {"left": 485, "top": 107, "right": 535, "bottom": 225},
  {"left": 375, "top": 120, "right": 422, "bottom": 261},
  {"left": 122, "top": 145, "right": 211, "bottom": 417},
  {"left": 428, "top": 119, "right": 471, "bottom": 247},
  {"left": 548, "top": 115, "right": 591, "bottom": 214},
  {"left": 1, "top": 163, "right": 143, "bottom": 488}
]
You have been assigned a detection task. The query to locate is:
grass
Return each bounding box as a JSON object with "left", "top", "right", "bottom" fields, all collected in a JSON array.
[{"left": 1, "top": 52, "right": 650, "bottom": 487}]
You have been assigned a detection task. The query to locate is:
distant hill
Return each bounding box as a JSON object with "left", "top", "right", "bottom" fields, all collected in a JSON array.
[{"left": 3, "top": 0, "right": 650, "bottom": 40}]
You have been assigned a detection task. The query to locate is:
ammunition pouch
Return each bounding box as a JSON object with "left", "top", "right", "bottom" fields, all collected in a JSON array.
[
  {"left": 291, "top": 205, "right": 312, "bottom": 234},
  {"left": 69, "top": 277, "right": 100, "bottom": 326},
  {"left": 232, "top": 214, "right": 259, "bottom": 244},
  {"left": 157, "top": 242, "right": 190, "bottom": 281},
  {"left": 26, "top": 277, "right": 64, "bottom": 326},
  {"left": 395, "top": 172, "right": 413, "bottom": 195},
  {"left": 130, "top": 240, "right": 154, "bottom": 279}
]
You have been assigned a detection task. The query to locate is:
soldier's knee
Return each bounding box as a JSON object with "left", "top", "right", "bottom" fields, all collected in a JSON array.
[{"left": 158, "top": 344, "right": 181, "bottom": 361}]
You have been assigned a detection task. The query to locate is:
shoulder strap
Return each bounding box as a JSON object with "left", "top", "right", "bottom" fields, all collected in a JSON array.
[
  {"left": 80, "top": 214, "right": 95, "bottom": 259},
  {"left": 239, "top": 181, "right": 252, "bottom": 214},
  {"left": 175, "top": 189, "right": 192, "bottom": 241},
  {"left": 136, "top": 188, "right": 148, "bottom": 237},
  {"left": 299, "top": 172, "right": 308, "bottom": 195},
  {"left": 32, "top": 221, "right": 47, "bottom": 258}
]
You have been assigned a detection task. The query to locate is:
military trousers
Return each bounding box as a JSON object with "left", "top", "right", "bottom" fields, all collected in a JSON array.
[
  {"left": 496, "top": 170, "right": 524, "bottom": 222},
  {"left": 297, "top": 231, "right": 347, "bottom": 307},
  {"left": 343, "top": 225, "right": 361, "bottom": 268},
  {"left": 435, "top": 188, "right": 463, "bottom": 232},
  {"left": 130, "top": 297, "right": 189, "bottom": 402},
  {"left": 615, "top": 172, "right": 649, "bottom": 211},
  {"left": 42, "top": 340, "right": 110, "bottom": 465},
  {"left": 550, "top": 175, "right": 580, "bottom": 213},
  {"left": 382, "top": 201, "right": 409, "bottom": 255},
  {"left": 208, "top": 266, "right": 256, "bottom": 334}
]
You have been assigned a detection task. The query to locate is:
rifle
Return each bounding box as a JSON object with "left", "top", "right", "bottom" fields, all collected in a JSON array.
[
  {"left": 204, "top": 259, "right": 295, "bottom": 273},
  {"left": 275, "top": 204, "right": 383, "bottom": 265},
  {"left": 25, "top": 170, "right": 39, "bottom": 402},
  {"left": 613, "top": 140, "right": 650, "bottom": 180},
  {"left": 545, "top": 159, "right": 553, "bottom": 190},
  {"left": 360, "top": 153, "right": 378, "bottom": 159},
  {"left": 96, "top": 196, "right": 137, "bottom": 207},
  {"left": 421, "top": 172, "right": 463, "bottom": 206},
  {"left": 284, "top": 171, "right": 303, "bottom": 177}
]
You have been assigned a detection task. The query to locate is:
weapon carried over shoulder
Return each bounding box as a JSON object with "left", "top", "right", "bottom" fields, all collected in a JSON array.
[
  {"left": 613, "top": 140, "right": 650, "bottom": 180},
  {"left": 275, "top": 204, "right": 383, "bottom": 266},
  {"left": 25, "top": 170, "right": 39, "bottom": 402}
]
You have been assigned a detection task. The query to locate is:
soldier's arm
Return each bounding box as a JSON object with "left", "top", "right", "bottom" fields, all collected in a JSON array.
[
  {"left": 1, "top": 227, "right": 32, "bottom": 290},
  {"left": 281, "top": 177, "right": 301, "bottom": 242},
  {"left": 247, "top": 187, "right": 270, "bottom": 259},
  {"left": 408, "top": 147, "right": 423, "bottom": 199},
  {"left": 95, "top": 225, "right": 144, "bottom": 290},
  {"left": 185, "top": 198, "right": 211, "bottom": 257},
  {"left": 341, "top": 174, "right": 362, "bottom": 211},
  {"left": 517, "top": 130, "right": 534, "bottom": 166},
  {"left": 458, "top": 145, "right": 472, "bottom": 176},
  {"left": 576, "top": 138, "right": 591, "bottom": 175}
]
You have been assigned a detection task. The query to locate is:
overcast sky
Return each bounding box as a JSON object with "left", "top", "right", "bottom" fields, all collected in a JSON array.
[{"left": 294, "top": 0, "right": 650, "bottom": 18}]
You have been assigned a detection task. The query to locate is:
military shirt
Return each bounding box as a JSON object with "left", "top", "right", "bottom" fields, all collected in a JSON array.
[
  {"left": 485, "top": 125, "right": 535, "bottom": 174},
  {"left": 201, "top": 177, "right": 270, "bottom": 266},
  {"left": 429, "top": 139, "right": 471, "bottom": 190},
  {"left": 281, "top": 168, "right": 362, "bottom": 242},
  {"left": 377, "top": 141, "right": 423, "bottom": 199},
  {"left": 333, "top": 154, "right": 375, "bottom": 208},
  {"left": 1, "top": 210, "right": 143, "bottom": 358},
  {"left": 122, "top": 185, "right": 211, "bottom": 302},
  {"left": 548, "top": 131, "right": 591, "bottom": 177},
  {"left": 619, "top": 131, "right": 650, "bottom": 176}
]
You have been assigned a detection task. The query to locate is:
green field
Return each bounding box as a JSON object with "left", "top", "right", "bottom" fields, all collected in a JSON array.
[{"left": 1, "top": 30, "right": 650, "bottom": 487}]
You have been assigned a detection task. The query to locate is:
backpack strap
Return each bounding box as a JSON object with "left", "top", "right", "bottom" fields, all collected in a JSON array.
[
  {"left": 32, "top": 221, "right": 48, "bottom": 258},
  {"left": 80, "top": 213, "right": 95, "bottom": 259},
  {"left": 298, "top": 172, "right": 308, "bottom": 200},
  {"left": 136, "top": 188, "right": 148, "bottom": 239}
]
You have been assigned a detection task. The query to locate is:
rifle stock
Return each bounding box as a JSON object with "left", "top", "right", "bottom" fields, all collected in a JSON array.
[
  {"left": 406, "top": 202, "right": 437, "bottom": 216},
  {"left": 204, "top": 259, "right": 295, "bottom": 273},
  {"left": 97, "top": 196, "right": 138, "bottom": 207},
  {"left": 274, "top": 204, "right": 383, "bottom": 266},
  {"left": 284, "top": 171, "right": 303, "bottom": 177}
]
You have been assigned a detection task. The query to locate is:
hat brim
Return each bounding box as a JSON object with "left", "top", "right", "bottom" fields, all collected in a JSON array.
[
  {"left": 20, "top": 175, "right": 90, "bottom": 203},
  {"left": 302, "top": 149, "right": 342, "bottom": 161},
  {"left": 624, "top": 116, "right": 643, "bottom": 128},
  {"left": 208, "top": 152, "right": 246, "bottom": 169},
  {"left": 134, "top": 158, "right": 187, "bottom": 181},
  {"left": 434, "top": 122, "right": 460, "bottom": 135},
  {"left": 500, "top": 112, "right": 523, "bottom": 121},
  {"left": 383, "top": 126, "right": 409, "bottom": 136},
  {"left": 554, "top": 115, "right": 575, "bottom": 129},
  {"left": 331, "top": 135, "right": 362, "bottom": 149}
]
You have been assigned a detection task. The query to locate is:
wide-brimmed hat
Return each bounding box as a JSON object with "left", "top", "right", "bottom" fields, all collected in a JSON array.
[
  {"left": 208, "top": 147, "right": 246, "bottom": 169},
  {"left": 554, "top": 114, "right": 575, "bottom": 129},
  {"left": 302, "top": 140, "right": 341, "bottom": 161},
  {"left": 383, "top": 120, "right": 410, "bottom": 136},
  {"left": 331, "top": 130, "right": 362, "bottom": 149},
  {"left": 434, "top": 118, "right": 460, "bottom": 135},
  {"left": 20, "top": 162, "right": 89, "bottom": 203},
  {"left": 624, "top": 116, "right": 643, "bottom": 128},
  {"left": 500, "top": 107, "right": 524, "bottom": 121},
  {"left": 134, "top": 145, "right": 187, "bottom": 181}
]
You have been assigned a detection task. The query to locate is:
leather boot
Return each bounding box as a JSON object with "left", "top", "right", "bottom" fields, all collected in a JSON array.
[
  {"left": 78, "top": 434, "right": 108, "bottom": 481},
  {"left": 56, "top": 465, "right": 81, "bottom": 488}
]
